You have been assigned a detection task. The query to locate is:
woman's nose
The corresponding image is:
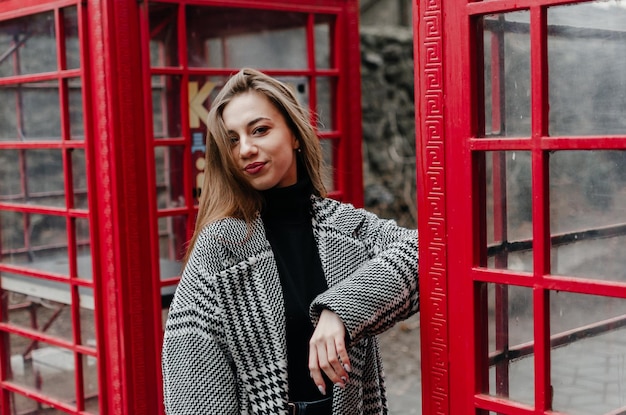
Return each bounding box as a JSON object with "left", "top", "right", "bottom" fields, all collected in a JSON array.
[{"left": 238, "top": 136, "right": 257, "bottom": 158}]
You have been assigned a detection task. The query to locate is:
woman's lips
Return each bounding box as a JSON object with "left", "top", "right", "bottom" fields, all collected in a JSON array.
[{"left": 244, "top": 162, "right": 265, "bottom": 175}]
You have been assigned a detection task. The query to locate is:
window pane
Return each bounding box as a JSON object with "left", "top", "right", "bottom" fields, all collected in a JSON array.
[
  {"left": 152, "top": 75, "right": 182, "bottom": 138},
  {"left": 186, "top": 6, "right": 308, "bottom": 69},
  {"left": 0, "top": 149, "right": 20, "bottom": 199},
  {"left": 320, "top": 139, "right": 335, "bottom": 192},
  {"left": 0, "top": 85, "right": 17, "bottom": 140},
  {"left": 5, "top": 334, "right": 77, "bottom": 407},
  {"left": 550, "top": 291, "right": 626, "bottom": 414},
  {"left": 26, "top": 149, "right": 65, "bottom": 207},
  {"left": 548, "top": 1, "right": 626, "bottom": 136},
  {"left": 63, "top": 6, "right": 80, "bottom": 70},
  {"left": 482, "top": 11, "right": 531, "bottom": 138},
  {"left": 148, "top": 2, "right": 179, "bottom": 67},
  {"left": 72, "top": 148, "right": 88, "bottom": 209},
  {"left": 2, "top": 288, "right": 73, "bottom": 342},
  {"left": 81, "top": 351, "right": 99, "bottom": 413},
  {"left": 24, "top": 81, "right": 61, "bottom": 140},
  {"left": 0, "top": 212, "right": 68, "bottom": 266},
  {"left": 485, "top": 283, "right": 534, "bottom": 406},
  {"left": 316, "top": 77, "right": 335, "bottom": 132},
  {"left": 0, "top": 11, "right": 57, "bottom": 77},
  {"left": 550, "top": 150, "right": 626, "bottom": 281},
  {"left": 315, "top": 15, "right": 334, "bottom": 69},
  {"left": 155, "top": 146, "right": 186, "bottom": 210},
  {"left": 0, "top": 81, "right": 62, "bottom": 140},
  {"left": 75, "top": 217, "right": 92, "bottom": 280},
  {"left": 69, "top": 77, "right": 85, "bottom": 139},
  {"left": 485, "top": 151, "right": 533, "bottom": 272},
  {"left": 158, "top": 215, "right": 187, "bottom": 264}
]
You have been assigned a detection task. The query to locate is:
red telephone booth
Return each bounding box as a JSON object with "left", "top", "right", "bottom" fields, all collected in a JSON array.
[
  {"left": 416, "top": 0, "right": 626, "bottom": 413},
  {"left": 0, "top": 1, "right": 363, "bottom": 414}
]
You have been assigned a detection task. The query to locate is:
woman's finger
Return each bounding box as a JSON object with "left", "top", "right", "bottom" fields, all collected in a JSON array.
[{"left": 308, "top": 341, "right": 327, "bottom": 395}]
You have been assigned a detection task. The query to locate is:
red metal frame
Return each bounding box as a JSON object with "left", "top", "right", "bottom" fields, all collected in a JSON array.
[{"left": 416, "top": 0, "right": 626, "bottom": 413}]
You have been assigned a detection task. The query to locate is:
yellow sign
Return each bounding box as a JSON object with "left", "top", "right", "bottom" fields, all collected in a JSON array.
[{"left": 188, "top": 81, "right": 216, "bottom": 128}]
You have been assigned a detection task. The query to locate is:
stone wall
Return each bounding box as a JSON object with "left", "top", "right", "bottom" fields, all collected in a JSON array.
[{"left": 360, "top": 26, "right": 416, "bottom": 228}]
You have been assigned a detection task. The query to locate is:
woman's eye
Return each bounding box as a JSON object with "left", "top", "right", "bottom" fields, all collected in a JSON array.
[
  {"left": 229, "top": 136, "right": 239, "bottom": 145},
  {"left": 253, "top": 126, "right": 269, "bottom": 135}
]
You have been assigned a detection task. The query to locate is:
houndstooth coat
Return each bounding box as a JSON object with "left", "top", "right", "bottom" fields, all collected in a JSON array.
[{"left": 162, "top": 196, "right": 419, "bottom": 414}]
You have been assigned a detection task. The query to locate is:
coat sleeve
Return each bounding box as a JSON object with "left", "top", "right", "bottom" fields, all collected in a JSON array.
[
  {"left": 310, "top": 204, "right": 419, "bottom": 345},
  {"left": 162, "top": 229, "right": 240, "bottom": 415}
]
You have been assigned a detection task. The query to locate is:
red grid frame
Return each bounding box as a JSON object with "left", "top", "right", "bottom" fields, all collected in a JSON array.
[
  {"left": 0, "top": 2, "right": 100, "bottom": 414},
  {"left": 416, "top": 0, "right": 626, "bottom": 414}
]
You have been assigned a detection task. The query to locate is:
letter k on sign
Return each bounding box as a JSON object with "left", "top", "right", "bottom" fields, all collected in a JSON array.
[{"left": 189, "top": 81, "right": 216, "bottom": 128}]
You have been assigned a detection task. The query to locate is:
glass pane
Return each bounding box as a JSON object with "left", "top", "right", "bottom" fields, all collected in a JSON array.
[
  {"left": 486, "top": 283, "right": 534, "bottom": 406},
  {"left": 186, "top": 6, "right": 308, "bottom": 69},
  {"left": 315, "top": 15, "right": 334, "bottom": 69},
  {"left": 0, "top": 149, "right": 20, "bottom": 199},
  {"left": 26, "top": 149, "right": 65, "bottom": 207},
  {"left": 158, "top": 215, "right": 187, "bottom": 264},
  {"left": 550, "top": 150, "right": 626, "bottom": 281},
  {"left": 548, "top": 1, "right": 626, "bottom": 136},
  {"left": 22, "top": 81, "right": 62, "bottom": 140},
  {"left": 72, "top": 148, "right": 88, "bottom": 209},
  {"left": 6, "top": 334, "right": 77, "bottom": 407},
  {"left": 155, "top": 146, "right": 185, "bottom": 210},
  {"left": 0, "top": 82, "right": 61, "bottom": 140},
  {"left": 82, "top": 352, "right": 99, "bottom": 413},
  {"left": 485, "top": 151, "right": 533, "bottom": 272},
  {"left": 316, "top": 77, "right": 335, "bottom": 131},
  {"left": 0, "top": 212, "right": 68, "bottom": 266},
  {"left": 75, "top": 218, "right": 92, "bottom": 280},
  {"left": 550, "top": 291, "right": 626, "bottom": 414},
  {"left": 80, "top": 304, "right": 96, "bottom": 347},
  {"left": 0, "top": 210, "right": 25, "bottom": 263},
  {"left": 0, "top": 86, "right": 17, "bottom": 140},
  {"left": 0, "top": 11, "right": 57, "bottom": 77},
  {"left": 152, "top": 75, "right": 182, "bottom": 138},
  {"left": 320, "top": 139, "right": 335, "bottom": 192},
  {"left": 69, "top": 77, "right": 85, "bottom": 139},
  {"left": 2, "top": 288, "right": 73, "bottom": 342},
  {"left": 148, "top": 2, "right": 179, "bottom": 67},
  {"left": 482, "top": 11, "right": 531, "bottom": 138},
  {"left": 63, "top": 6, "right": 80, "bottom": 70}
]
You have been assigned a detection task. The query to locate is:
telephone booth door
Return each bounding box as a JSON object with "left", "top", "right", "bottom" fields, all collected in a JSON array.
[
  {"left": 416, "top": 0, "right": 626, "bottom": 413},
  {"left": 0, "top": 1, "right": 363, "bottom": 414}
]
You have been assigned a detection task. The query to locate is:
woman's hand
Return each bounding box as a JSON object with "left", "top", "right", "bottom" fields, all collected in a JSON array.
[{"left": 308, "top": 309, "right": 351, "bottom": 395}]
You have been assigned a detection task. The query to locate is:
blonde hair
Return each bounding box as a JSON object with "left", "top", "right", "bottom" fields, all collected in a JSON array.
[{"left": 184, "top": 68, "right": 328, "bottom": 262}]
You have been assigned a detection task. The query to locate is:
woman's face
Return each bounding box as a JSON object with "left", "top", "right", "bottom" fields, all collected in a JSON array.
[{"left": 223, "top": 90, "right": 299, "bottom": 191}]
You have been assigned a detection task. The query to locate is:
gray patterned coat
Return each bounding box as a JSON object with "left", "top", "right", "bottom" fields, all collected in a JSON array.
[{"left": 162, "top": 196, "right": 419, "bottom": 414}]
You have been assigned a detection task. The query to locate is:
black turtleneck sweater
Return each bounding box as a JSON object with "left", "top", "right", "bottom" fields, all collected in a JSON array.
[{"left": 261, "top": 177, "right": 332, "bottom": 402}]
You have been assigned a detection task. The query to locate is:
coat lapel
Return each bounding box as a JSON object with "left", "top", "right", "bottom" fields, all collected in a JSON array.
[{"left": 210, "top": 218, "right": 289, "bottom": 413}]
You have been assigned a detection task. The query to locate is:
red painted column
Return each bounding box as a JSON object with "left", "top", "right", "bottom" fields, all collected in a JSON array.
[
  {"left": 339, "top": 1, "right": 365, "bottom": 206},
  {"left": 85, "top": 0, "right": 161, "bottom": 414},
  {"left": 414, "top": 0, "right": 452, "bottom": 412}
]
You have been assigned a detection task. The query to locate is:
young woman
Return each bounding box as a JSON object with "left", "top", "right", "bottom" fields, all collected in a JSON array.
[{"left": 162, "top": 68, "right": 419, "bottom": 415}]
